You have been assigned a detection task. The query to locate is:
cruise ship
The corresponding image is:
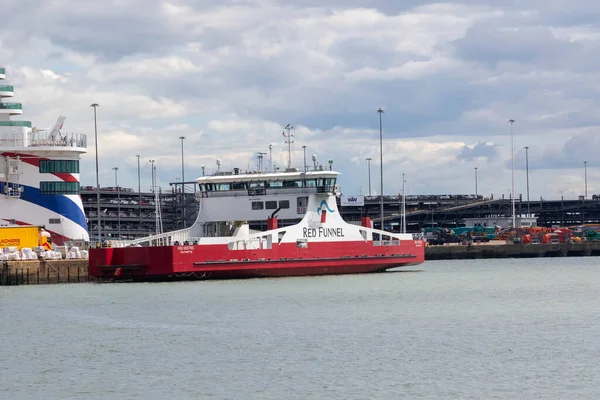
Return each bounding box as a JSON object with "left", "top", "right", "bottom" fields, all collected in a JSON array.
[{"left": 0, "top": 66, "right": 89, "bottom": 245}]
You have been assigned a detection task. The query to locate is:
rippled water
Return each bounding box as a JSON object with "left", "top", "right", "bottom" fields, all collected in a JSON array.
[{"left": 2, "top": 258, "right": 600, "bottom": 399}]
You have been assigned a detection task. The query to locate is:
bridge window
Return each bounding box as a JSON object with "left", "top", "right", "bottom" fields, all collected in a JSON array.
[
  {"left": 40, "top": 181, "right": 80, "bottom": 195},
  {"left": 265, "top": 201, "right": 278, "bottom": 209},
  {"left": 252, "top": 201, "right": 264, "bottom": 210},
  {"left": 297, "top": 197, "right": 308, "bottom": 207},
  {"left": 283, "top": 180, "right": 303, "bottom": 188},
  {"left": 315, "top": 178, "right": 336, "bottom": 186},
  {"left": 39, "top": 160, "right": 79, "bottom": 174},
  {"left": 279, "top": 200, "right": 290, "bottom": 209}
]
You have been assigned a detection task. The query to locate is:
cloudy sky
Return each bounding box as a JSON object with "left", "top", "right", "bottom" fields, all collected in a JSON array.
[{"left": 2, "top": 0, "right": 599, "bottom": 200}]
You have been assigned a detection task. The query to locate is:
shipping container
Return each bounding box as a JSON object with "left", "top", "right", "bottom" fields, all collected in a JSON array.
[{"left": 0, "top": 226, "right": 51, "bottom": 250}]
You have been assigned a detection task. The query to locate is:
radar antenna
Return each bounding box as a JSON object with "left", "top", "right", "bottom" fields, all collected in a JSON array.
[{"left": 49, "top": 116, "right": 66, "bottom": 140}]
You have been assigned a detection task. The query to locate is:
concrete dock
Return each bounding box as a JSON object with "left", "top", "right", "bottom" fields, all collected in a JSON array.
[
  {"left": 425, "top": 241, "right": 600, "bottom": 260},
  {"left": 1, "top": 259, "right": 91, "bottom": 285}
]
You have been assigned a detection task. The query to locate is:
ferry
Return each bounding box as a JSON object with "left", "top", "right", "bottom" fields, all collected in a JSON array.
[
  {"left": 0, "top": 67, "right": 89, "bottom": 245},
  {"left": 89, "top": 164, "right": 425, "bottom": 281}
]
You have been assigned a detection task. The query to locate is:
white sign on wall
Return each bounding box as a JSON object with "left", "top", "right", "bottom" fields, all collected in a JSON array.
[{"left": 340, "top": 195, "right": 365, "bottom": 207}]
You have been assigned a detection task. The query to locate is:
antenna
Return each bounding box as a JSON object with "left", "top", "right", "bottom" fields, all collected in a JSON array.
[
  {"left": 268, "top": 144, "right": 273, "bottom": 172},
  {"left": 216, "top": 159, "right": 221, "bottom": 173},
  {"left": 257, "top": 152, "right": 267, "bottom": 172},
  {"left": 283, "top": 124, "right": 294, "bottom": 169},
  {"left": 312, "top": 154, "right": 318, "bottom": 169}
]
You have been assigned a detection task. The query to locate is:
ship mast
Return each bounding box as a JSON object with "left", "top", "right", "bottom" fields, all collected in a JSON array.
[
  {"left": 283, "top": 124, "right": 294, "bottom": 169},
  {"left": 256, "top": 152, "right": 266, "bottom": 172}
]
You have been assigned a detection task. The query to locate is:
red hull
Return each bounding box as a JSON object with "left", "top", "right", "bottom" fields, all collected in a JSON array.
[{"left": 89, "top": 240, "right": 424, "bottom": 281}]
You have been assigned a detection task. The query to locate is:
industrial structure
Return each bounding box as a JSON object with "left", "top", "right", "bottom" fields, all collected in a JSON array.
[
  {"left": 341, "top": 194, "right": 600, "bottom": 231},
  {"left": 80, "top": 183, "right": 197, "bottom": 240}
]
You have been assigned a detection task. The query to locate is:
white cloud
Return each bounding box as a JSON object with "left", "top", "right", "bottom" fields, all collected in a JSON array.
[{"left": 1, "top": 0, "right": 600, "bottom": 200}]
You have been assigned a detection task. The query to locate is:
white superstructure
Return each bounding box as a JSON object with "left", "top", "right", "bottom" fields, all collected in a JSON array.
[
  {"left": 195, "top": 168, "right": 339, "bottom": 233},
  {"left": 0, "top": 66, "right": 89, "bottom": 245},
  {"left": 122, "top": 166, "right": 343, "bottom": 246}
]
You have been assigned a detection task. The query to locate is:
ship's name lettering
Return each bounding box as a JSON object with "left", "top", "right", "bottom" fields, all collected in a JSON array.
[
  {"left": 302, "top": 227, "right": 345, "bottom": 238},
  {"left": 178, "top": 246, "right": 194, "bottom": 254}
]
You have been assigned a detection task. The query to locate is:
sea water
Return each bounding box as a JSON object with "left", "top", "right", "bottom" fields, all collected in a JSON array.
[{"left": 1, "top": 257, "right": 599, "bottom": 399}]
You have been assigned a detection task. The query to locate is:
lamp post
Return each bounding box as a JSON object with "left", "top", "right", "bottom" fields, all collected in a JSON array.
[
  {"left": 149, "top": 159, "right": 155, "bottom": 192},
  {"left": 377, "top": 107, "right": 384, "bottom": 228},
  {"left": 113, "top": 167, "right": 120, "bottom": 238},
  {"left": 509, "top": 119, "right": 516, "bottom": 229},
  {"left": 474, "top": 167, "right": 478, "bottom": 197},
  {"left": 584, "top": 160, "right": 588, "bottom": 199},
  {"left": 179, "top": 136, "right": 186, "bottom": 228},
  {"left": 136, "top": 155, "right": 141, "bottom": 235},
  {"left": 366, "top": 157, "right": 372, "bottom": 196},
  {"left": 523, "top": 146, "right": 530, "bottom": 216},
  {"left": 149, "top": 159, "right": 160, "bottom": 235},
  {"left": 402, "top": 173, "right": 406, "bottom": 233},
  {"left": 90, "top": 103, "right": 101, "bottom": 242}
]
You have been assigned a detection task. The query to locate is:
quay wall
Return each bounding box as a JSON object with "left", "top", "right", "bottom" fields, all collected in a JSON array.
[
  {"left": 426, "top": 241, "right": 600, "bottom": 260},
  {"left": 0, "top": 259, "right": 91, "bottom": 286},
  {"left": 3, "top": 242, "right": 600, "bottom": 285}
]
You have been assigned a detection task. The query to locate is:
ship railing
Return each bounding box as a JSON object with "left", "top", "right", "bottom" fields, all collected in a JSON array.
[
  {"left": 196, "top": 185, "right": 339, "bottom": 199},
  {"left": 114, "top": 227, "right": 195, "bottom": 247},
  {"left": 29, "top": 132, "right": 87, "bottom": 148},
  {"left": 0, "top": 132, "right": 87, "bottom": 148}
]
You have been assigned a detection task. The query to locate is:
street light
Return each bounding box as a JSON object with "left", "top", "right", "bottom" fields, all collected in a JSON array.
[
  {"left": 474, "top": 167, "right": 478, "bottom": 197},
  {"left": 560, "top": 191, "right": 564, "bottom": 225},
  {"left": 149, "top": 159, "right": 160, "bottom": 235},
  {"left": 366, "top": 157, "right": 372, "bottom": 196},
  {"left": 179, "top": 136, "right": 186, "bottom": 228},
  {"left": 149, "top": 159, "right": 155, "bottom": 192},
  {"left": 584, "top": 160, "right": 588, "bottom": 199},
  {"left": 509, "top": 119, "right": 516, "bottom": 229},
  {"left": 524, "top": 146, "right": 530, "bottom": 216},
  {"left": 377, "top": 107, "right": 385, "bottom": 227},
  {"left": 113, "top": 167, "right": 120, "bottom": 238},
  {"left": 402, "top": 173, "right": 406, "bottom": 233},
  {"left": 136, "top": 155, "right": 141, "bottom": 235},
  {"left": 90, "top": 103, "right": 101, "bottom": 242}
]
